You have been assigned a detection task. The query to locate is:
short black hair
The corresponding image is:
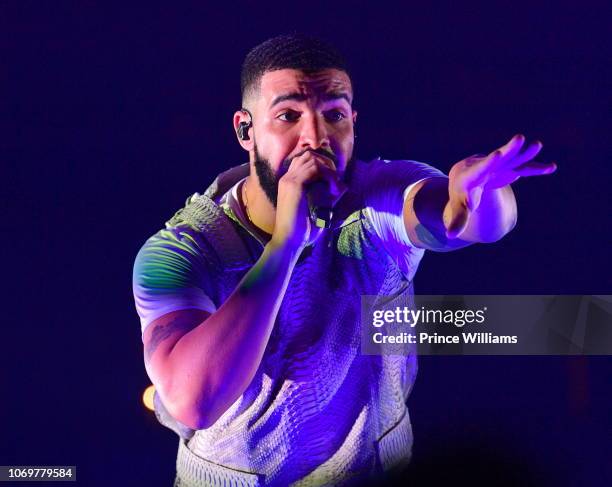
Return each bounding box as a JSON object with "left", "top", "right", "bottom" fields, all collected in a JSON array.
[{"left": 240, "top": 34, "right": 350, "bottom": 103}]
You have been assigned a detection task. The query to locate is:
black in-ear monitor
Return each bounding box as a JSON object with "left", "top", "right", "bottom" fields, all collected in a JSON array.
[
  {"left": 237, "top": 108, "right": 253, "bottom": 141},
  {"left": 237, "top": 121, "right": 251, "bottom": 141}
]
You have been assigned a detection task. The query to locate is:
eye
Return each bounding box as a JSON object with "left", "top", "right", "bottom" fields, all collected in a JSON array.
[
  {"left": 324, "top": 110, "right": 347, "bottom": 123},
  {"left": 277, "top": 110, "right": 301, "bottom": 122}
]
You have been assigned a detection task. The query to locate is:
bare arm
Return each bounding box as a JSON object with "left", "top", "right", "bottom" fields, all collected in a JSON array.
[
  {"left": 403, "top": 134, "right": 556, "bottom": 252},
  {"left": 143, "top": 151, "right": 344, "bottom": 430},
  {"left": 144, "top": 239, "right": 301, "bottom": 430},
  {"left": 403, "top": 177, "right": 517, "bottom": 251}
]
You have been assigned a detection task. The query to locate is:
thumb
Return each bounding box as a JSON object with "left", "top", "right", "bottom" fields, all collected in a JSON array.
[
  {"left": 445, "top": 194, "right": 470, "bottom": 240},
  {"left": 466, "top": 186, "right": 483, "bottom": 213}
]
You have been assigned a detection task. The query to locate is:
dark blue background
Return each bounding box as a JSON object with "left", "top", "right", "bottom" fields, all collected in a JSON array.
[{"left": 2, "top": 2, "right": 610, "bottom": 486}]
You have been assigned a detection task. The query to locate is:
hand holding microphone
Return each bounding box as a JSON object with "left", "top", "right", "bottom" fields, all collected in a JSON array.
[
  {"left": 274, "top": 149, "right": 346, "bottom": 249},
  {"left": 295, "top": 149, "right": 345, "bottom": 228}
]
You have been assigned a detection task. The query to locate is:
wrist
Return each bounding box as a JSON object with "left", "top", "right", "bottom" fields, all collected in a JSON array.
[
  {"left": 266, "top": 236, "right": 305, "bottom": 260},
  {"left": 467, "top": 186, "right": 517, "bottom": 242}
]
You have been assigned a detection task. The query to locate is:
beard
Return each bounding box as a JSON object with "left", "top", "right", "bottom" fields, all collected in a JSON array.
[
  {"left": 253, "top": 143, "right": 281, "bottom": 207},
  {"left": 253, "top": 142, "right": 349, "bottom": 208}
]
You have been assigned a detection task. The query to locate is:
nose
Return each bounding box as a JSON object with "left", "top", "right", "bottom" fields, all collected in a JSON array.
[{"left": 299, "top": 113, "right": 329, "bottom": 150}]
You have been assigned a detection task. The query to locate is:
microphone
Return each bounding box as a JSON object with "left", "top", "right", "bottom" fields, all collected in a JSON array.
[
  {"left": 282, "top": 149, "right": 338, "bottom": 229},
  {"left": 307, "top": 181, "right": 334, "bottom": 229}
]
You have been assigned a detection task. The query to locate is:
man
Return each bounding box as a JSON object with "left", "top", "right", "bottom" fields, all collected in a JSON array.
[{"left": 133, "top": 35, "right": 556, "bottom": 486}]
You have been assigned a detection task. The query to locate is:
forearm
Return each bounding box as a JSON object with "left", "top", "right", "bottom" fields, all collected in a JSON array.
[
  {"left": 164, "top": 240, "right": 301, "bottom": 428},
  {"left": 407, "top": 135, "right": 552, "bottom": 250},
  {"left": 407, "top": 178, "right": 517, "bottom": 250},
  {"left": 444, "top": 185, "right": 517, "bottom": 243}
]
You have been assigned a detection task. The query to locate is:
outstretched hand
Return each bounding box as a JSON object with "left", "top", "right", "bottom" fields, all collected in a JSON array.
[{"left": 446, "top": 134, "right": 557, "bottom": 239}]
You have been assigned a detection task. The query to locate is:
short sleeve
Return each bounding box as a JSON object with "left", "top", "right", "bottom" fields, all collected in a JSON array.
[
  {"left": 362, "top": 159, "right": 447, "bottom": 279},
  {"left": 132, "top": 226, "right": 216, "bottom": 336}
]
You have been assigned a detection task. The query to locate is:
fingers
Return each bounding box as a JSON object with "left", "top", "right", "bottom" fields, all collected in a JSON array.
[
  {"left": 316, "top": 160, "right": 348, "bottom": 193},
  {"left": 489, "top": 134, "right": 544, "bottom": 169},
  {"left": 497, "top": 133, "right": 526, "bottom": 161},
  {"left": 482, "top": 134, "right": 525, "bottom": 170},
  {"left": 486, "top": 135, "right": 555, "bottom": 182},
  {"left": 514, "top": 139, "right": 543, "bottom": 164},
  {"left": 493, "top": 134, "right": 555, "bottom": 177},
  {"left": 285, "top": 151, "right": 345, "bottom": 195},
  {"left": 446, "top": 196, "right": 469, "bottom": 240},
  {"left": 288, "top": 149, "right": 337, "bottom": 172},
  {"left": 514, "top": 161, "right": 557, "bottom": 177}
]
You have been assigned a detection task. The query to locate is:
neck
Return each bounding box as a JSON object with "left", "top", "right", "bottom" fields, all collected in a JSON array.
[{"left": 243, "top": 176, "right": 276, "bottom": 236}]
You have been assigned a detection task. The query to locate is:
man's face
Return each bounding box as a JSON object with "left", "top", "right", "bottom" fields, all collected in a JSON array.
[{"left": 247, "top": 68, "right": 357, "bottom": 206}]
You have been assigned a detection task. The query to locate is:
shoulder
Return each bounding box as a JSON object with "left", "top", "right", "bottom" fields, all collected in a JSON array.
[
  {"left": 348, "top": 158, "right": 446, "bottom": 191},
  {"left": 133, "top": 225, "right": 210, "bottom": 294},
  {"left": 132, "top": 220, "right": 222, "bottom": 336},
  {"left": 344, "top": 158, "right": 445, "bottom": 215}
]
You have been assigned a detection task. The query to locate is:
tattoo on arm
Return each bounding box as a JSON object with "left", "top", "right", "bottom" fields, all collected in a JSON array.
[
  {"left": 411, "top": 177, "right": 470, "bottom": 251},
  {"left": 145, "top": 316, "right": 196, "bottom": 362},
  {"left": 411, "top": 178, "right": 449, "bottom": 248},
  {"left": 415, "top": 223, "right": 449, "bottom": 250}
]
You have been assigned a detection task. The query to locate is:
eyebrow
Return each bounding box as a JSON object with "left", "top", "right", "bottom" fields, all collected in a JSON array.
[
  {"left": 323, "top": 92, "right": 352, "bottom": 104},
  {"left": 270, "top": 91, "right": 352, "bottom": 108}
]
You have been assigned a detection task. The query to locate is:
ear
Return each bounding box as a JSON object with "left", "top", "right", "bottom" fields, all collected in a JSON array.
[
  {"left": 233, "top": 110, "right": 254, "bottom": 151},
  {"left": 352, "top": 109, "right": 358, "bottom": 125}
]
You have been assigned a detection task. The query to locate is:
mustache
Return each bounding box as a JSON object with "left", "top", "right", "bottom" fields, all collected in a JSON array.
[{"left": 281, "top": 148, "right": 338, "bottom": 171}]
